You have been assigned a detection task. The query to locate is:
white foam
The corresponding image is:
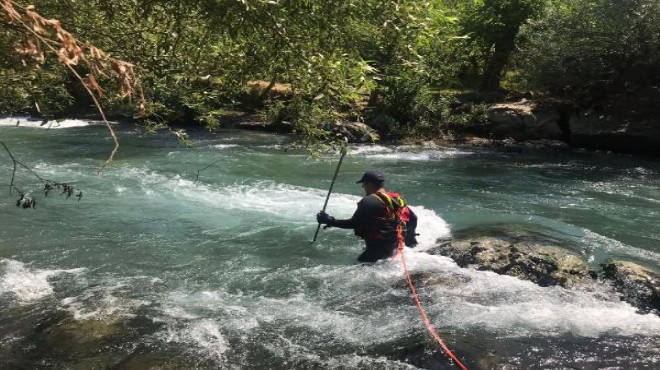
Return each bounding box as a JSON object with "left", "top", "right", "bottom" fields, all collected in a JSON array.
[
  {"left": 348, "top": 144, "right": 473, "bottom": 162},
  {"left": 319, "top": 354, "right": 419, "bottom": 369},
  {"left": 0, "top": 259, "right": 85, "bottom": 304},
  {"left": 184, "top": 320, "right": 230, "bottom": 360},
  {"left": 256, "top": 144, "right": 284, "bottom": 149},
  {"left": 210, "top": 144, "right": 239, "bottom": 150},
  {"left": 261, "top": 336, "right": 420, "bottom": 369},
  {"left": 400, "top": 251, "right": 660, "bottom": 338},
  {"left": 59, "top": 276, "right": 154, "bottom": 320},
  {"left": 0, "top": 117, "right": 107, "bottom": 129},
  {"left": 164, "top": 290, "right": 259, "bottom": 331},
  {"left": 112, "top": 168, "right": 451, "bottom": 253},
  {"left": 144, "top": 259, "right": 660, "bottom": 370},
  {"left": 160, "top": 307, "right": 230, "bottom": 362},
  {"left": 159, "top": 248, "right": 660, "bottom": 360},
  {"left": 409, "top": 206, "right": 451, "bottom": 250},
  {"left": 349, "top": 144, "right": 393, "bottom": 155},
  {"left": 115, "top": 167, "right": 353, "bottom": 221}
]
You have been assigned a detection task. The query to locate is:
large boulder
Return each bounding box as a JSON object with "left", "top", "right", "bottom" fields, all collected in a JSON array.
[
  {"left": 367, "top": 112, "right": 397, "bottom": 133},
  {"left": 432, "top": 231, "right": 591, "bottom": 288},
  {"left": 23, "top": 306, "right": 165, "bottom": 365},
  {"left": 36, "top": 314, "right": 131, "bottom": 358},
  {"left": 602, "top": 260, "right": 660, "bottom": 314},
  {"left": 487, "top": 100, "right": 564, "bottom": 141}
]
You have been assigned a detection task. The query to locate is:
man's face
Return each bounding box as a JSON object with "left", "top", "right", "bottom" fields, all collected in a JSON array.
[{"left": 361, "top": 182, "right": 377, "bottom": 195}]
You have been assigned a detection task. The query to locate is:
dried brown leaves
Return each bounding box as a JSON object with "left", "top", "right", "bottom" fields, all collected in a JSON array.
[
  {"left": 3, "top": 1, "right": 138, "bottom": 99},
  {"left": 1, "top": 1, "right": 148, "bottom": 167}
]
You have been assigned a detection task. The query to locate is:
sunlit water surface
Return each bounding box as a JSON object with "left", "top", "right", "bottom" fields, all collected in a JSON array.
[{"left": 1, "top": 118, "right": 659, "bottom": 369}]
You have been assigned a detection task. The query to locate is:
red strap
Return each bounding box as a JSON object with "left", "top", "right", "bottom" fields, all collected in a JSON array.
[
  {"left": 390, "top": 224, "right": 405, "bottom": 260},
  {"left": 392, "top": 225, "right": 469, "bottom": 370}
]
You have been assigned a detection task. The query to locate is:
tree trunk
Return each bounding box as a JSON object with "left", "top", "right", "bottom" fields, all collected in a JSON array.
[{"left": 480, "top": 40, "right": 515, "bottom": 91}]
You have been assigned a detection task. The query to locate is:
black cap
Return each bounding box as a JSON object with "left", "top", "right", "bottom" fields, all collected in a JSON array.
[{"left": 356, "top": 171, "right": 385, "bottom": 184}]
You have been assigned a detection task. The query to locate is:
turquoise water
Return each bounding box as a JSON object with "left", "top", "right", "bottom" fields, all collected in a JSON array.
[{"left": 1, "top": 119, "right": 659, "bottom": 369}]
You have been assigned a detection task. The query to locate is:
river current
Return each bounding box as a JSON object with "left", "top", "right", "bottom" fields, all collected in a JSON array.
[{"left": 1, "top": 118, "right": 659, "bottom": 369}]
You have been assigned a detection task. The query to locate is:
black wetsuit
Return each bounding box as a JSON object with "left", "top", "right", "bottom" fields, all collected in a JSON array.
[{"left": 333, "top": 194, "right": 405, "bottom": 263}]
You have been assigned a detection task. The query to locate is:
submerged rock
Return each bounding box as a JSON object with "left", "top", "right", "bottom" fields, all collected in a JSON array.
[
  {"left": 23, "top": 307, "right": 165, "bottom": 366},
  {"left": 602, "top": 260, "right": 660, "bottom": 314},
  {"left": 37, "top": 314, "right": 131, "bottom": 358},
  {"left": 432, "top": 228, "right": 591, "bottom": 288},
  {"left": 117, "top": 353, "right": 193, "bottom": 370}
]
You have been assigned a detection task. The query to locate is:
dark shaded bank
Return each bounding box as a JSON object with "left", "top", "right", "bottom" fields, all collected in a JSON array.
[
  {"left": 9, "top": 75, "right": 660, "bottom": 158},
  {"left": 207, "top": 95, "right": 660, "bottom": 158},
  {"left": 478, "top": 98, "right": 660, "bottom": 157}
]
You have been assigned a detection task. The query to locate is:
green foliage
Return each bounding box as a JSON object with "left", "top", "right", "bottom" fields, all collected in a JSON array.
[
  {"left": 0, "top": 69, "right": 33, "bottom": 116},
  {"left": 0, "top": 22, "right": 73, "bottom": 117},
  {"left": 0, "top": 68, "right": 73, "bottom": 118},
  {"left": 459, "top": 0, "right": 547, "bottom": 90},
  {"left": 2, "top": 0, "right": 657, "bottom": 145},
  {"left": 370, "top": 73, "right": 490, "bottom": 138},
  {"left": 515, "top": 0, "right": 660, "bottom": 103},
  {"left": 372, "top": 74, "right": 438, "bottom": 132}
]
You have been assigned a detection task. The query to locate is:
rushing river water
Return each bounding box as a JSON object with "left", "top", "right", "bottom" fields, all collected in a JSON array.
[{"left": 1, "top": 118, "right": 659, "bottom": 369}]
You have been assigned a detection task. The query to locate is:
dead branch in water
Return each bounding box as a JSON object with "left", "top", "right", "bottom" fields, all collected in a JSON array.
[{"left": 1, "top": 141, "right": 82, "bottom": 209}]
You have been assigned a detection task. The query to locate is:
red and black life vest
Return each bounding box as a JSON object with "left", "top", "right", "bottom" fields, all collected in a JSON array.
[{"left": 355, "top": 191, "right": 412, "bottom": 241}]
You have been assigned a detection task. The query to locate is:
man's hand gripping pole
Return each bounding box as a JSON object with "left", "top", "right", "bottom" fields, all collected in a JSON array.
[{"left": 311, "top": 148, "right": 347, "bottom": 243}]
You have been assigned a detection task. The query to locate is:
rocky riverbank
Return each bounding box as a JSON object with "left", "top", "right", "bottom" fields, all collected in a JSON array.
[
  {"left": 214, "top": 94, "right": 660, "bottom": 157},
  {"left": 480, "top": 98, "right": 660, "bottom": 156}
]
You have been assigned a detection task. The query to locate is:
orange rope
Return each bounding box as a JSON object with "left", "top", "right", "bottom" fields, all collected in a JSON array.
[{"left": 393, "top": 226, "right": 469, "bottom": 370}]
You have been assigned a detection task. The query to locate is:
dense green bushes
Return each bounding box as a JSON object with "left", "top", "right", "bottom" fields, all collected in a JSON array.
[
  {"left": 1, "top": 0, "right": 657, "bottom": 143},
  {"left": 515, "top": 0, "right": 660, "bottom": 102}
]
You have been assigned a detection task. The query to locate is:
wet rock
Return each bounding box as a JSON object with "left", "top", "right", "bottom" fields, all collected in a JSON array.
[
  {"left": 18, "top": 307, "right": 168, "bottom": 368},
  {"left": 367, "top": 112, "right": 397, "bottom": 132},
  {"left": 415, "top": 271, "right": 472, "bottom": 289},
  {"left": 457, "top": 135, "right": 569, "bottom": 154},
  {"left": 487, "top": 100, "right": 563, "bottom": 141},
  {"left": 38, "top": 315, "right": 130, "bottom": 357},
  {"left": 69, "top": 355, "right": 114, "bottom": 370},
  {"left": 323, "top": 121, "right": 380, "bottom": 143},
  {"left": 396, "top": 270, "right": 472, "bottom": 294},
  {"left": 367, "top": 331, "right": 488, "bottom": 370},
  {"left": 432, "top": 232, "right": 591, "bottom": 288},
  {"left": 117, "top": 353, "right": 192, "bottom": 370},
  {"left": 518, "top": 139, "right": 570, "bottom": 151},
  {"left": 602, "top": 260, "right": 660, "bottom": 314}
]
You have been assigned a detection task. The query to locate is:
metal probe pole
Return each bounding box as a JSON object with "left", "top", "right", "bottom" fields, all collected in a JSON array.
[{"left": 312, "top": 148, "right": 347, "bottom": 243}]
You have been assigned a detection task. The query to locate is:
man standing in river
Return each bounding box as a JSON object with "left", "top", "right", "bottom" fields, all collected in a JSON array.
[{"left": 317, "top": 171, "right": 418, "bottom": 262}]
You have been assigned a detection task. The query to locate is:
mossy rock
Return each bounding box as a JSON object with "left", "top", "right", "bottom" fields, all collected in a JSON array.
[
  {"left": 602, "top": 260, "right": 660, "bottom": 314},
  {"left": 433, "top": 230, "right": 591, "bottom": 288}
]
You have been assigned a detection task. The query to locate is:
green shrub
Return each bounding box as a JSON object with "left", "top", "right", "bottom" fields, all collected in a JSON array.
[{"left": 515, "top": 0, "right": 660, "bottom": 100}]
